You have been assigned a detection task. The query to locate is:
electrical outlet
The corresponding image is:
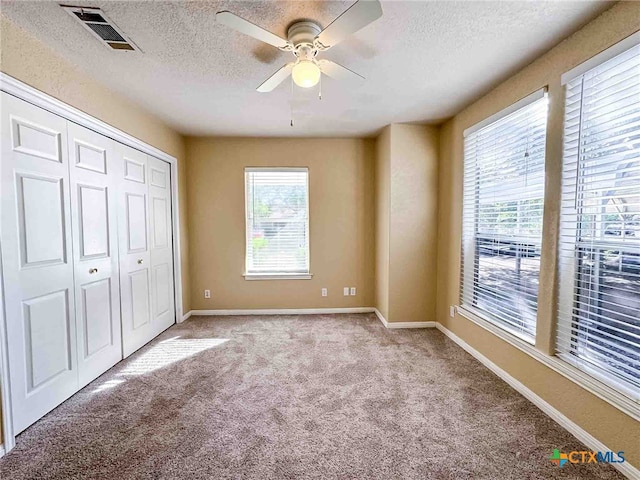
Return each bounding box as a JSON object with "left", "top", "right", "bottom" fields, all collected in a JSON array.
[
  {"left": 449, "top": 306, "right": 456, "bottom": 317},
  {"left": 204, "top": 289, "right": 211, "bottom": 299},
  {"left": 350, "top": 287, "right": 356, "bottom": 296},
  {"left": 321, "top": 288, "right": 328, "bottom": 297},
  {"left": 343, "top": 287, "right": 350, "bottom": 296}
]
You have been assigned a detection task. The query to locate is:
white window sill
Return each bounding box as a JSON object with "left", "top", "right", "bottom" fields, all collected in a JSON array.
[
  {"left": 243, "top": 273, "right": 313, "bottom": 281},
  {"left": 455, "top": 305, "right": 640, "bottom": 421}
]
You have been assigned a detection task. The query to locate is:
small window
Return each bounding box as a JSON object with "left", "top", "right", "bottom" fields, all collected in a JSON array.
[
  {"left": 245, "top": 168, "right": 310, "bottom": 277},
  {"left": 461, "top": 90, "right": 549, "bottom": 342},
  {"left": 557, "top": 39, "right": 640, "bottom": 399}
]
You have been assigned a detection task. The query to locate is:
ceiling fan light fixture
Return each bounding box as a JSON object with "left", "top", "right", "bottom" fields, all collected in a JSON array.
[{"left": 292, "top": 60, "right": 321, "bottom": 88}]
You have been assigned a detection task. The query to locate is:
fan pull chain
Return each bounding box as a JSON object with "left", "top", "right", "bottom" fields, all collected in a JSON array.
[
  {"left": 290, "top": 76, "right": 294, "bottom": 127},
  {"left": 319, "top": 74, "right": 322, "bottom": 100}
]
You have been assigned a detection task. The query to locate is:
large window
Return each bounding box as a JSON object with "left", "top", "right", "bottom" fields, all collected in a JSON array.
[
  {"left": 557, "top": 41, "right": 640, "bottom": 398},
  {"left": 245, "top": 168, "right": 310, "bottom": 277},
  {"left": 461, "top": 91, "right": 548, "bottom": 342}
]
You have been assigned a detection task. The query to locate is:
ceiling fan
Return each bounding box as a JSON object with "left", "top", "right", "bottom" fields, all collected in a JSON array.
[{"left": 216, "top": 0, "right": 383, "bottom": 93}]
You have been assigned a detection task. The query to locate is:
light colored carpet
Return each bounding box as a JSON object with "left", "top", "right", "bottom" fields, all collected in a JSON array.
[{"left": 0, "top": 313, "right": 624, "bottom": 479}]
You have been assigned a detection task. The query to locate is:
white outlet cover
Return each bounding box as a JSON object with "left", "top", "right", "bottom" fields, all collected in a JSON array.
[
  {"left": 321, "top": 288, "right": 328, "bottom": 297},
  {"left": 205, "top": 289, "right": 211, "bottom": 299},
  {"left": 350, "top": 287, "right": 356, "bottom": 296},
  {"left": 343, "top": 287, "right": 350, "bottom": 296}
]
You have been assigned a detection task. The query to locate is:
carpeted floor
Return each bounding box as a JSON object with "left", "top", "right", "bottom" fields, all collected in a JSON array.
[{"left": 0, "top": 313, "right": 625, "bottom": 479}]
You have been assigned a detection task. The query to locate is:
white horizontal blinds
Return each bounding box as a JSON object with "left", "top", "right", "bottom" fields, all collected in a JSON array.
[
  {"left": 557, "top": 42, "right": 640, "bottom": 398},
  {"left": 245, "top": 168, "right": 309, "bottom": 274},
  {"left": 461, "top": 94, "right": 548, "bottom": 343}
]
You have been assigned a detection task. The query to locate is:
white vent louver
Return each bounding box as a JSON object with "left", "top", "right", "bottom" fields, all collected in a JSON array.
[{"left": 62, "top": 6, "right": 138, "bottom": 51}]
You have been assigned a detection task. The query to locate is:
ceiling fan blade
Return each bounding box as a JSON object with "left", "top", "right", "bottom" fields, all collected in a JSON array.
[
  {"left": 216, "top": 11, "right": 291, "bottom": 49},
  {"left": 318, "top": 60, "right": 365, "bottom": 84},
  {"left": 257, "top": 63, "right": 295, "bottom": 92},
  {"left": 315, "top": 0, "right": 382, "bottom": 49}
]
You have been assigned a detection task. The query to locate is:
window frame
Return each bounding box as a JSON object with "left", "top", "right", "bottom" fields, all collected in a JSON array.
[
  {"left": 460, "top": 88, "right": 549, "bottom": 344},
  {"left": 243, "top": 167, "right": 311, "bottom": 280},
  {"left": 556, "top": 36, "right": 640, "bottom": 401}
]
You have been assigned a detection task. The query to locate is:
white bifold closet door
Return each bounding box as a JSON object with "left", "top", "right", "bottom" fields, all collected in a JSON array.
[
  {"left": 1, "top": 94, "right": 79, "bottom": 433},
  {"left": 1, "top": 92, "right": 176, "bottom": 434},
  {"left": 117, "top": 145, "right": 175, "bottom": 357},
  {"left": 67, "top": 122, "right": 123, "bottom": 388}
]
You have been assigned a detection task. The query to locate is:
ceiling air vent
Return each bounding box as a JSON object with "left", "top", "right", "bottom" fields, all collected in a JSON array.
[{"left": 61, "top": 5, "right": 139, "bottom": 52}]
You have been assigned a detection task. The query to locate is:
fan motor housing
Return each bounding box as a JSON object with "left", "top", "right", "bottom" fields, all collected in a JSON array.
[{"left": 287, "top": 21, "right": 321, "bottom": 47}]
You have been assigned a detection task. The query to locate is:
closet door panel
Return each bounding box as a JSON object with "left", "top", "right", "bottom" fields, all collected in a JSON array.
[
  {"left": 117, "top": 143, "right": 154, "bottom": 357},
  {"left": 1, "top": 93, "right": 78, "bottom": 433},
  {"left": 67, "top": 122, "right": 122, "bottom": 388},
  {"left": 148, "top": 155, "right": 175, "bottom": 336}
]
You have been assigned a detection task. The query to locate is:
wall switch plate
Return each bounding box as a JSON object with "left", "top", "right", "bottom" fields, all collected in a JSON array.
[
  {"left": 350, "top": 287, "right": 356, "bottom": 296},
  {"left": 204, "top": 289, "right": 211, "bottom": 299},
  {"left": 343, "top": 287, "right": 350, "bottom": 296},
  {"left": 449, "top": 306, "right": 456, "bottom": 317},
  {"left": 321, "top": 288, "right": 328, "bottom": 297}
]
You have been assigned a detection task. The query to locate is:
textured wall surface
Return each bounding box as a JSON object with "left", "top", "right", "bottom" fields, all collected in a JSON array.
[
  {"left": 376, "top": 125, "right": 439, "bottom": 323},
  {"left": 436, "top": 2, "right": 640, "bottom": 469},
  {"left": 374, "top": 127, "right": 391, "bottom": 319},
  {"left": 388, "top": 124, "right": 439, "bottom": 323},
  {"left": 186, "top": 137, "right": 375, "bottom": 310}
]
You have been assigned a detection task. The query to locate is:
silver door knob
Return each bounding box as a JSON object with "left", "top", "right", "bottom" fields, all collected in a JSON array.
[
  {"left": 137, "top": 259, "right": 144, "bottom": 264},
  {"left": 89, "top": 268, "right": 98, "bottom": 274}
]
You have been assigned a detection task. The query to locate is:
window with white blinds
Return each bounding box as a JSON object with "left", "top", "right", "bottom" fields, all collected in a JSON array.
[
  {"left": 245, "top": 168, "right": 309, "bottom": 275},
  {"left": 557, "top": 41, "right": 640, "bottom": 399},
  {"left": 461, "top": 91, "right": 548, "bottom": 343}
]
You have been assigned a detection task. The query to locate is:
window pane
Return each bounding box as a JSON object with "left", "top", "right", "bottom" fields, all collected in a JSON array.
[
  {"left": 462, "top": 94, "right": 548, "bottom": 342},
  {"left": 245, "top": 169, "right": 309, "bottom": 274},
  {"left": 557, "top": 42, "right": 640, "bottom": 398}
]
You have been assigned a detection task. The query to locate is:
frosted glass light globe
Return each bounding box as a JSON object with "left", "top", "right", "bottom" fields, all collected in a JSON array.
[{"left": 292, "top": 60, "right": 321, "bottom": 88}]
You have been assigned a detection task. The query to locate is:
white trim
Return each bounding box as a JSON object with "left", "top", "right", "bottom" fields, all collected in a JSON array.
[
  {"left": 374, "top": 309, "right": 436, "bottom": 329},
  {"left": 436, "top": 322, "right": 639, "bottom": 479},
  {"left": 456, "top": 306, "right": 640, "bottom": 421},
  {"left": 244, "top": 167, "right": 309, "bottom": 173},
  {"left": 0, "top": 73, "right": 185, "bottom": 451},
  {"left": 0, "top": 238, "right": 15, "bottom": 454},
  {"left": 182, "top": 310, "right": 193, "bottom": 322},
  {"left": 0, "top": 443, "right": 5, "bottom": 458},
  {"left": 191, "top": 307, "right": 375, "bottom": 316},
  {"left": 243, "top": 274, "right": 313, "bottom": 281},
  {"left": 463, "top": 87, "right": 547, "bottom": 137},
  {"left": 561, "top": 30, "right": 640, "bottom": 85},
  {"left": 191, "top": 307, "right": 436, "bottom": 328}
]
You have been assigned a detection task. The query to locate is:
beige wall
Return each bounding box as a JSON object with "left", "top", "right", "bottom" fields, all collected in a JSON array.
[
  {"left": 375, "top": 124, "right": 439, "bottom": 323},
  {"left": 186, "top": 137, "right": 375, "bottom": 310},
  {"left": 0, "top": 15, "right": 191, "bottom": 443},
  {"left": 389, "top": 124, "right": 439, "bottom": 323},
  {"left": 437, "top": 1, "right": 640, "bottom": 469},
  {"left": 374, "top": 127, "right": 391, "bottom": 319}
]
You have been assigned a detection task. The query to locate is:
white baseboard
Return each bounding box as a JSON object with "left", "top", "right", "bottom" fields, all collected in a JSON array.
[
  {"left": 374, "top": 309, "right": 435, "bottom": 329},
  {"left": 189, "top": 307, "right": 376, "bottom": 316},
  {"left": 182, "top": 310, "right": 192, "bottom": 322},
  {"left": 435, "top": 323, "right": 639, "bottom": 479},
  {"left": 0, "top": 443, "right": 5, "bottom": 458},
  {"left": 189, "top": 307, "right": 436, "bottom": 329}
]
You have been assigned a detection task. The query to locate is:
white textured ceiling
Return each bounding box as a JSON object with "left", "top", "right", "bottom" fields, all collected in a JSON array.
[{"left": 1, "top": 1, "right": 611, "bottom": 137}]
